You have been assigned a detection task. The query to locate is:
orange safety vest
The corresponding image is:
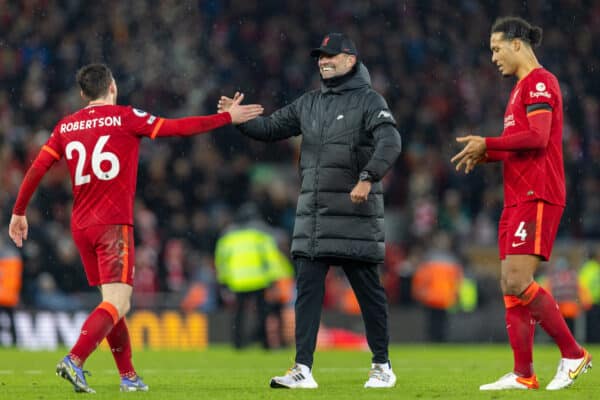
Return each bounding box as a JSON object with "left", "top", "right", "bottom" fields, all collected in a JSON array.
[
  {"left": 545, "top": 269, "right": 582, "bottom": 319},
  {"left": 412, "top": 260, "right": 462, "bottom": 310},
  {"left": 0, "top": 256, "right": 23, "bottom": 307}
]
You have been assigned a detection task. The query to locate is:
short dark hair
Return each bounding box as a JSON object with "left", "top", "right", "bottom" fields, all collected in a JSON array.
[
  {"left": 491, "top": 16, "right": 543, "bottom": 47},
  {"left": 76, "top": 63, "right": 114, "bottom": 100}
]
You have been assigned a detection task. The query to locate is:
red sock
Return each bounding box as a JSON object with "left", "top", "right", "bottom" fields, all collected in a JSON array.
[
  {"left": 504, "top": 295, "right": 535, "bottom": 376},
  {"left": 70, "top": 301, "right": 119, "bottom": 365},
  {"left": 106, "top": 317, "right": 136, "bottom": 378},
  {"left": 521, "top": 282, "right": 583, "bottom": 359}
]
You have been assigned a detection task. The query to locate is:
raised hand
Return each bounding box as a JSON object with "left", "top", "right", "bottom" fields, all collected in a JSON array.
[
  {"left": 8, "top": 214, "right": 28, "bottom": 248},
  {"left": 218, "top": 91, "right": 243, "bottom": 113},
  {"left": 226, "top": 92, "right": 264, "bottom": 124},
  {"left": 451, "top": 135, "right": 486, "bottom": 174}
]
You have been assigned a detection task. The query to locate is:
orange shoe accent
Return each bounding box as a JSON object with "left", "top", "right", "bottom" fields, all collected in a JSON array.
[
  {"left": 516, "top": 374, "right": 539, "bottom": 389},
  {"left": 568, "top": 349, "right": 592, "bottom": 380}
]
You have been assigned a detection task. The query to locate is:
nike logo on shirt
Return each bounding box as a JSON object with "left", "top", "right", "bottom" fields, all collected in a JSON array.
[{"left": 511, "top": 242, "right": 526, "bottom": 248}]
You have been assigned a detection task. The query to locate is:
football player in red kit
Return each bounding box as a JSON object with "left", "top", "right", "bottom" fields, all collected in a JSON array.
[
  {"left": 8, "top": 64, "right": 263, "bottom": 393},
  {"left": 451, "top": 17, "right": 591, "bottom": 391}
]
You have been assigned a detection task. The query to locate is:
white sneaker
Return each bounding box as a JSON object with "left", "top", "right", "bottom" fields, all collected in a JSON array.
[
  {"left": 364, "top": 362, "right": 396, "bottom": 388},
  {"left": 270, "top": 364, "right": 318, "bottom": 389},
  {"left": 479, "top": 372, "right": 539, "bottom": 390},
  {"left": 546, "top": 348, "right": 592, "bottom": 390}
]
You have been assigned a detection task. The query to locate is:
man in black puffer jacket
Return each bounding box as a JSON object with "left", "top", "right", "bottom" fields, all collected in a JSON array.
[{"left": 218, "top": 33, "right": 401, "bottom": 389}]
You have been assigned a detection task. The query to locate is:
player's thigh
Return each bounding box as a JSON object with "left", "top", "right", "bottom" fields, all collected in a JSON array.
[
  {"left": 501, "top": 255, "right": 540, "bottom": 294},
  {"left": 72, "top": 228, "right": 100, "bottom": 286},
  {"left": 95, "top": 225, "right": 135, "bottom": 286},
  {"left": 100, "top": 282, "right": 133, "bottom": 317}
]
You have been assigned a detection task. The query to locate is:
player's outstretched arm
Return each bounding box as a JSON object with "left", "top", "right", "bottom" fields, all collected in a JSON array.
[
  {"left": 9, "top": 148, "right": 58, "bottom": 247},
  {"left": 152, "top": 94, "right": 262, "bottom": 138}
]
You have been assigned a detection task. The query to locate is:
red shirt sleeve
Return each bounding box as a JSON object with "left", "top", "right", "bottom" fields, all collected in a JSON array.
[
  {"left": 12, "top": 149, "right": 58, "bottom": 215},
  {"left": 122, "top": 107, "right": 162, "bottom": 136},
  {"left": 123, "top": 106, "right": 232, "bottom": 139},
  {"left": 151, "top": 113, "right": 232, "bottom": 138},
  {"left": 486, "top": 72, "right": 556, "bottom": 152},
  {"left": 485, "top": 109, "right": 552, "bottom": 151},
  {"left": 484, "top": 150, "right": 508, "bottom": 162}
]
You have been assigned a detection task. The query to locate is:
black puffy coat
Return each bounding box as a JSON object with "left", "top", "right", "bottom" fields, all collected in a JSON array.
[{"left": 238, "top": 63, "right": 401, "bottom": 263}]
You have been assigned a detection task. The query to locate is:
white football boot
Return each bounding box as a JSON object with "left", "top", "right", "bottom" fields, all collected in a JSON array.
[
  {"left": 364, "top": 361, "right": 396, "bottom": 388},
  {"left": 479, "top": 372, "right": 539, "bottom": 390},
  {"left": 270, "top": 363, "right": 318, "bottom": 389},
  {"left": 546, "top": 348, "right": 592, "bottom": 390}
]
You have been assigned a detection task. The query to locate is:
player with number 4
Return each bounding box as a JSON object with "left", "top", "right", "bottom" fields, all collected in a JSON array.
[
  {"left": 451, "top": 17, "right": 591, "bottom": 391},
  {"left": 8, "top": 64, "right": 263, "bottom": 393}
]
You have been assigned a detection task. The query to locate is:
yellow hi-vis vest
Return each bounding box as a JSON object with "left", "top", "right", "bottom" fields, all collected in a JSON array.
[
  {"left": 215, "top": 229, "right": 292, "bottom": 293},
  {"left": 579, "top": 259, "right": 600, "bottom": 305}
]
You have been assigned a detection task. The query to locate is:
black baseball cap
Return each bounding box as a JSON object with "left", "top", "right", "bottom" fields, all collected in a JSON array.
[{"left": 310, "top": 33, "right": 358, "bottom": 57}]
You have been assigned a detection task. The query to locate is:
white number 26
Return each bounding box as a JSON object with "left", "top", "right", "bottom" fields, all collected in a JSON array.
[{"left": 65, "top": 135, "right": 120, "bottom": 185}]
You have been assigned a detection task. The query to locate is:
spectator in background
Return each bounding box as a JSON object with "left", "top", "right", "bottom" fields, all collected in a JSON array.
[
  {"left": 34, "top": 272, "right": 82, "bottom": 312},
  {"left": 411, "top": 231, "right": 463, "bottom": 342},
  {"left": 180, "top": 251, "right": 219, "bottom": 314},
  {"left": 579, "top": 249, "right": 600, "bottom": 342},
  {"left": 219, "top": 32, "right": 401, "bottom": 389},
  {"left": 539, "top": 257, "right": 589, "bottom": 334},
  {"left": 0, "top": 235, "right": 22, "bottom": 347},
  {"left": 214, "top": 202, "right": 293, "bottom": 349}
]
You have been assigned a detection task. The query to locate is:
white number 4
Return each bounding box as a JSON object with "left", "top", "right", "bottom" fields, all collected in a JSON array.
[
  {"left": 514, "top": 221, "right": 528, "bottom": 241},
  {"left": 65, "top": 135, "right": 120, "bottom": 186}
]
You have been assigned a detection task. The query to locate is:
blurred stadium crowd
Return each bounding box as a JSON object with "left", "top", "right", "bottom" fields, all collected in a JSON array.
[{"left": 1, "top": 0, "right": 599, "bottom": 312}]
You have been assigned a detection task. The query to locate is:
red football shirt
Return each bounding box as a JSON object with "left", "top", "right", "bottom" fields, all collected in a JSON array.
[
  {"left": 13, "top": 105, "right": 231, "bottom": 226},
  {"left": 43, "top": 104, "right": 162, "bottom": 230},
  {"left": 487, "top": 68, "right": 566, "bottom": 207}
]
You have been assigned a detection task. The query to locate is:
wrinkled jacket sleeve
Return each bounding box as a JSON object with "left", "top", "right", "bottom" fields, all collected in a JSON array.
[
  {"left": 237, "top": 97, "right": 302, "bottom": 142},
  {"left": 362, "top": 92, "right": 402, "bottom": 181}
]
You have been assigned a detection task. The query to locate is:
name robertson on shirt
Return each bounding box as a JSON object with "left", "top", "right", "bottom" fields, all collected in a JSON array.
[{"left": 60, "top": 116, "right": 122, "bottom": 133}]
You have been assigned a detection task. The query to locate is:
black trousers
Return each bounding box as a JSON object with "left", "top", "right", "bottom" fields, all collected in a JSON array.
[
  {"left": 233, "top": 289, "right": 267, "bottom": 349},
  {"left": 0, "top": 307, "right": 16, "bottom": 346},
  {"left": 585, "top": 305, "right": 600, "bottom": 343},
  {"left": 426, "top": 307, "right": 448, "bottom": 342},
  {"left": 294, "top": 256, "right": 390, "bottom": 368}
]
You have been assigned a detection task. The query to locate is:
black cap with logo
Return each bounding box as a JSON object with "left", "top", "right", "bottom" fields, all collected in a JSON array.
[{"left": 310, "top": 33, "right": 358, "bottom": 57}]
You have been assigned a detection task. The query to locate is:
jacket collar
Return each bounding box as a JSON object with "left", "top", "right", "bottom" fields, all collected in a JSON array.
[{"left": 320, "top": 62, "right": 371, "bottom": 94}]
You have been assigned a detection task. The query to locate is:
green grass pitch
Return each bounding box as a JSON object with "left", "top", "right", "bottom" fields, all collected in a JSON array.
[{"left": 0, "top": 344, "right": 597, "bottom": 399}]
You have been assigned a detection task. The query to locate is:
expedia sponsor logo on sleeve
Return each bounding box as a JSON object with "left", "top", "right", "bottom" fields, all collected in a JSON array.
[
  {"left": 504, "top": 114, "right": 515, "bottom": 128},
  {"left": 530, "top": 82, "right": 551, "bottom": 99}
]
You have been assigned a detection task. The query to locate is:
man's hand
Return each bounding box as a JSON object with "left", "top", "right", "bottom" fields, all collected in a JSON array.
[
  {"left": 350, "top": 181, "right": 372, "bottom": 203},
  {"left": 9, "top": 214, "right": 28, "bottom": 248},
  {"left": 217, "top": 92, "right": 240, "bottom": 113},
  {"left": 223, "top": 92, "right": 264, "bottom": 125},
  {"left": 219, "top": 92, "right": 261, "bottom": 124},
  {"left": 451, "top": 135, "right": 486, "bottom": 174}
]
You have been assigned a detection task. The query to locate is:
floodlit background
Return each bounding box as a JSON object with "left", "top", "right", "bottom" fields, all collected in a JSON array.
[{"left": 1, "top": 0, "right": 599, "bottom": 350}]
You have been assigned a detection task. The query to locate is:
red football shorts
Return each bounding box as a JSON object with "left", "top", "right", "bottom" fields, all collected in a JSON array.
[
  {"left": 72, "top": 224, "right": 135, "bottom": 286},
  {"left": 498, "top": 200, "right": 563, "bottom": 261}
]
